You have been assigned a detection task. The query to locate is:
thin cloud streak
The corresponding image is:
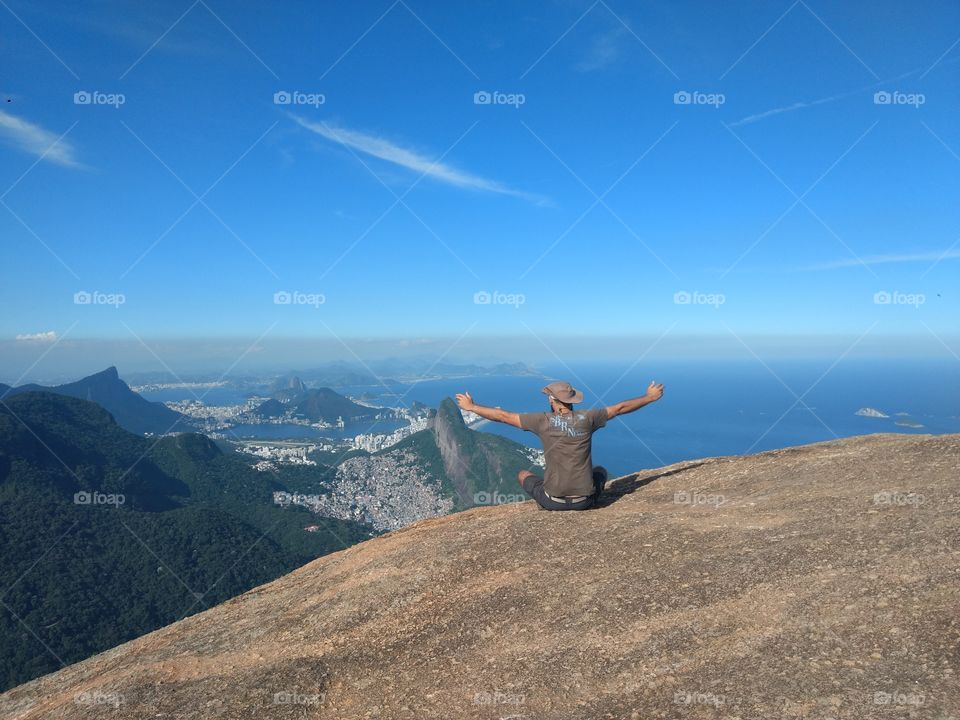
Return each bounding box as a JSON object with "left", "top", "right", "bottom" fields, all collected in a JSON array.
[
  {"left": 800, "top": 250, "right": 960, "bottom": 271},
  {"left": 0, "top": 111, "right": 81, "bottom": 168},
  {"left": 15, "top": 331, "right": 58, "bottom": 343},
  {"left": 729, "top": 65, "right": 937, "bottom": 127},
  {"left": 293, "top": 116, "right": 549, "bottom": 205}
]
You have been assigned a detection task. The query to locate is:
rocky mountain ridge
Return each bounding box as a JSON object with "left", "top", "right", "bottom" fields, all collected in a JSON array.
[{"left": 3, "top": 432, "right": 957, "bottom": 719}]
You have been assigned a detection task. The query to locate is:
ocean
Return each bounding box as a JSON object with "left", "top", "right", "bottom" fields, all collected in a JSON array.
[
  {"left": 142, "top": 359, "right": 958, "bottom": 477},
  {"left": 347, "top": 359, "right": 959, "bottom": 477}
]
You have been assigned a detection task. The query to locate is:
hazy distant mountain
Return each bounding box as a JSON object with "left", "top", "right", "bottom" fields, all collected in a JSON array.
[
  {"left": 407, "top": 399, "right": 431, "bottom": 415},
  {"left": 0, "top": 367, "right": 189, "bottom": 435},
  {"left": 256, "top": 360, "right": 542, "bottom": 391},
  {"left": 0, "top": 391, "right": 372, "bottom": 692},
  {"left": 367, "top": 357, "right": 542, "bottom": 379},
  {"left": 268, "top": 375, "right": 307, "bottom": 401}
]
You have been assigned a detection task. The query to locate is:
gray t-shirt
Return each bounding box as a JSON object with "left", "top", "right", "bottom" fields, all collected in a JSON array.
[{"left": 518, "top": 408, "right": 608, "bottom": 496}]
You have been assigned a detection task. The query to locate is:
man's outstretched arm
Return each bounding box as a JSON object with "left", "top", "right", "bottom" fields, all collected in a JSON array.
[
  {"left": 455, "top": 392, "right": 522, "bottom": 428},
  {"left": 605, "top": 381, "right": 665, "bottom": 420}
]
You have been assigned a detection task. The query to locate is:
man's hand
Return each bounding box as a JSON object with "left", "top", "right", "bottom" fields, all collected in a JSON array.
[
  {"left": 646, "top": 381, "right": 665, "bottom": 402},
  {"left": 455, "top": 392, "right": 522, "bottom": 428},
  {"left": 605, "top": 381, "right": 665, "bottom": 420}
]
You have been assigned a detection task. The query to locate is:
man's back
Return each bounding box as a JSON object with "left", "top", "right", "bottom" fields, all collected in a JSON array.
[{"left": 519, "top": 408, "right": 607, "bottom": 496}]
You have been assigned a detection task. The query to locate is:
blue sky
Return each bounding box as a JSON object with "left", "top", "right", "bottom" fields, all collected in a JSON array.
[{"left": 1, "top": 0, "right": 958, "bottom": 376}]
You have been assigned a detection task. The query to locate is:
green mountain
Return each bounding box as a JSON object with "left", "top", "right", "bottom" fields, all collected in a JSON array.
[
  {"left": 0, "top": 366, "right": 189, "bottom": 435},
  {"left": 287, "top": 397, "right": 539, "bottom": 532},
  {"left": 0, "top": 392, "right": 372, "bottom": 692},
  {"left": 252, "top": 397, "right": 286, "bottom": 417},
  {"left": 424, "top": 397, "right": 537, "bottom": 508},
  {"left": 288, "top": 387, "right": 378, "bottom": 422}
]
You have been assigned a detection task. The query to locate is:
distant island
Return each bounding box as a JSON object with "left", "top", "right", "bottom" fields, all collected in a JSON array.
[
  {"left": 855, "top": 407, "right": 889, "bottom": 418},
  {"left": 895, "top": 419, "right": 924, "bottom": 428}
]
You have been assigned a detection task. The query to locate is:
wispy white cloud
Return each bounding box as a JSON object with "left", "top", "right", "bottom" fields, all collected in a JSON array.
[
  {"left": 15, "top": 331, "right": 58, "bottom": 343},
  {"left": 800, "top": 250, "right": 960, "bottom": 271},
  {"left": 576, "top": 27, "right": 628, "bottom": 72},
  {"left": 293, "top": 117, "right": 548, "bottom": 205},
  {"left": 729, "top": 66, "right": 926, "bottom": 127},
  {"left": 0, "top": 110, "right": 80, "bottom": 167}
]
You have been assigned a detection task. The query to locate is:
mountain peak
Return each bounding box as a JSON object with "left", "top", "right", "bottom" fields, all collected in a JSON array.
[
  {"left": 0, "top": 366, "right": 186, "bottom": 435},
  {"left": 270, "top": 375, "right": 306, "bottom": 394},
  {"left": 74, "top": 366, "right": 122, "bottom": 386},
  {"left": 4, "top": 433, "right": 956, "bottom": 718},
  {"left": 435, "top": 396, "right": 467, "bottom": 429}
]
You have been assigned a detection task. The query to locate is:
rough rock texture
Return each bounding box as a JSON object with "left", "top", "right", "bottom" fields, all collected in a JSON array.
[{"left": 2, "top": 433, "right": 958, "bottom": 720}]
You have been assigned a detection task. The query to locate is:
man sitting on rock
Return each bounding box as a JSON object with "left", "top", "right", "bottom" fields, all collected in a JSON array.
[{"left": 455, "top": 379, "right": 664, "bottom": 510}]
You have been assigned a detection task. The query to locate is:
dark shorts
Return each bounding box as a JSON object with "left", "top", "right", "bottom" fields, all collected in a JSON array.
[{"left": 521, "top": 466, "right": 607, "bottom": 511}]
